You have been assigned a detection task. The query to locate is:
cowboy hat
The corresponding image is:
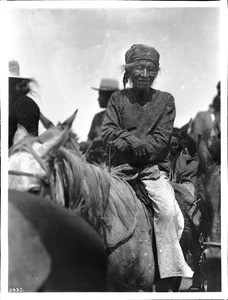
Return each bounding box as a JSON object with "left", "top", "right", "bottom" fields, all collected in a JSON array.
[
  {"left": 91, "top": 78, "right": 119, "bottom": 91},
  {"left": 9, "top": 60, "right": 30, "bottom": 79}
]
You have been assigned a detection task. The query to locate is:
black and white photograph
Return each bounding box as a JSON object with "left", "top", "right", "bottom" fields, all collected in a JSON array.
[{"left": 0, "top": 1, "right": 226, "bottom": 298}]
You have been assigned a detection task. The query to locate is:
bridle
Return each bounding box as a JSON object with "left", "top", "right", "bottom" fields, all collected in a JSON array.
[
  {"left": 8, "top": 144, "right": 51, "bottom": 188},
  {"left": 202, "top": 241, "right": 221, "bottom": 249},
  {"left": 9, "top": 142, "right": 140, "bottom": 256}
]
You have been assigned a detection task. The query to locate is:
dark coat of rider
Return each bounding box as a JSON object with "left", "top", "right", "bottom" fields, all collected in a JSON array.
[
  {"left": 102, "top": 88, "right": 175, "bottom": 171},
  {"left": 9, "top": 95, "right": 40, "bottom": 147},
  {"left": 80, "top": 78, "right": 119, "bottom": 164},
  {"left": 8, "top": 60, "right": 40, "bottom": 148},
  {"left": 102, "top": 44, "right": 193, "bottom": 286}
]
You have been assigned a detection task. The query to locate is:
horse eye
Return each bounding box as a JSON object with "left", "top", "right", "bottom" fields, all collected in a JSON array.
[{"left": 29, "top": 187, "right": 41, "bottom": 195}]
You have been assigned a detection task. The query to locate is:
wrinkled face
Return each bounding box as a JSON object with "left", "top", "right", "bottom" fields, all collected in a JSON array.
[{"left": 130, "top": 60, "right": 158, "bottom": 90}]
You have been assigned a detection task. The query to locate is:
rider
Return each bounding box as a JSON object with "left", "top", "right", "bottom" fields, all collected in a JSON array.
[
  {"left": 190, "top": 81, "right": 221, "bottom": 147},
  {"left": 102, "top": 44, "right": 193, "bottom": 291},
  {"left": 9, "top": 60, "right": 40, "bottom": 148},
  {"left": 80, "top": 78, "right": 119, "bottom": 164},
  {"left": 169, "top": 135, "right": 198, "bottom": 205}
]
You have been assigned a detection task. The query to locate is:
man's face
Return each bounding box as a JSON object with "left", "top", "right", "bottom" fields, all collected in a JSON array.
[
  {"left": 170, "top": 137, "right": 181, "bottom": 155},
  {"left": 130, "top": 60, "right": 158, "bottom": 90},
  {"left": 98, "top": 91, "right": 112, "bottom": 108}
]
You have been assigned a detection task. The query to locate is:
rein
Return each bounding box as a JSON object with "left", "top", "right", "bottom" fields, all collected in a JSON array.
[
  {"left": 9, "top": 142, "right": 138, "bottom": 255},
  {"left": 104, "top": 210, "right": 138, "bottom": 256},
  {"left": 202, "top": 241, "right": 221, "bottom": 249},
  {"left": 8, "top": 170, "right": 41, "bottom": 179}
]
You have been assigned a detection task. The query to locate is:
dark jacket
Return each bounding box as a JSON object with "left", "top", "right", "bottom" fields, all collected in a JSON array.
[
  {"left": 88, "top": 110, "right": 105, "bottom": 141},
  {"left": 9, "top": 95, "right": 40, "bottom": 147},
  {"left": 102, "top": 88, "right": 175, "bottom": 172}
]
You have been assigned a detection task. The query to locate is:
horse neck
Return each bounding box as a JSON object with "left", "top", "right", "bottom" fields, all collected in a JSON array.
[
  {"left": 204, "top": 165, "right": 221, "bottom": 243},
  {"left": 52, "top": 148, "right": 111, "bottom": 230}
]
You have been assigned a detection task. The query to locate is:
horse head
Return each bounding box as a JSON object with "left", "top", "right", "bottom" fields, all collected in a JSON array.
[
  {"left": 8, "top": 112, "right": 76, "bottom": 197},
  {"left": 39, "top": 112, "right": 55, "bottom": 129},
  {"left": 39, "top": 110, "right": 80, "bottom": 153}
]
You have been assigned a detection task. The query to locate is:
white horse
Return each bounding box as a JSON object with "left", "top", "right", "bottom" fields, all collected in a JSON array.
[{"left": 8, "top": 116, "right": 156, "bottom": 292}]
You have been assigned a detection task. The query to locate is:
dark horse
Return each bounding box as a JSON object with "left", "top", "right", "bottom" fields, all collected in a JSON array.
[
  {"left": 197, "top": 137, "right": 221, "bottom": 291},
  {"left": 173, "top": 121, "right": 221, "bottom": 291},
  {"left": 8, "top": 190, "right": 107, "bottom": 292}
]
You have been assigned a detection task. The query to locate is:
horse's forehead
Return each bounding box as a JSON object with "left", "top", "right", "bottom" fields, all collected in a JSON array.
[
  {"left": 9, "top": 151, "right": 47, "bottom": 191},
  {"left": 9, "top": 151, "right": 44, "bottom": 173}
]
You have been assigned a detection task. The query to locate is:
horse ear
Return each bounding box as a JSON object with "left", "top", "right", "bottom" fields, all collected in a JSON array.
[
  {"left": 40, "top": 112, "right": 54, "bottom": 129},
  {"left": 34, "top": 126, "right": 70, "bottom": 158},
  {"left": 61, "top": 109, "right": 78, "bottom": 129},
  {"left": 13, "top": 124, "right": 29, "bottom": 145},
  {"left": 187, "top": 118, "right": 193, "bottom": 135}
]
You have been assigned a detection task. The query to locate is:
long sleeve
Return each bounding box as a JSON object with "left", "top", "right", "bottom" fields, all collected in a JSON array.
[
  {"left": 102, "top": 89, "right": 175, "bottom": 169},
  {"left": 131, "top": 94, "right": 175, "bottom": 164},
  {"left": 102, "top": 97, "right": 130, "bottom": 143},
  {"left": 102, "top": 93, "right": 132, "bottom": 165}
]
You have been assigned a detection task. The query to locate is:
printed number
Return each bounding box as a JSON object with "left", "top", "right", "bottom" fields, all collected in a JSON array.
[{"left": 9, "top": 287, "right": 24, "bottom": 292}]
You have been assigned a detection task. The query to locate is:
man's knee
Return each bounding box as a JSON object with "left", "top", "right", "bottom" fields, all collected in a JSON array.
[{"left": 159, "top": 205, "right": 176, "bottom": 221}]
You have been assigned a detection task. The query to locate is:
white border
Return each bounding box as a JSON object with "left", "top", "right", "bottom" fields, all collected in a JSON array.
[{"left": 1, "top": 0, "right": 226, "bottom": 300}]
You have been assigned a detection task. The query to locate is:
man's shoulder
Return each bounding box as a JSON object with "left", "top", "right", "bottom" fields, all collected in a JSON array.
[
  {"left": 153, "top": 88, "right": 174, "bottom": 99},
  {"left": 93, "top": 110, "right": 105, "bottom": 119},
  {"left": 195, "top": 110, "right": 210, "bottom": 118},
  {"left": 91, "top": 110, "right": 105, "bottom": 123},
  {"left": 18, "top": 95, "right": 40, "bottom": 109},
  {"left": 111, "top": 89, "right": 125, "bottom": 99},
  {"left": 14, "top": 96, "right": 40, "bottom": 118}
]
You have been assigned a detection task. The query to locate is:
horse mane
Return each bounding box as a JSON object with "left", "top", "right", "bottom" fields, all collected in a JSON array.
[
  {"left": 9, "top": 131, "right": 140, "bottom": 235},
  {"left": 56, "top": 147, "right": 112, "bottom": 230},
  {"left": 53, "top": 147, "right": 140, "bottom": 233}
]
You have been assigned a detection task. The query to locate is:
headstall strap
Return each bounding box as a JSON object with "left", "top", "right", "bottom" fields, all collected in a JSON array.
[
  {"left": 9, "top": 144, "right": 50, "bottom": 184},
  {"left": 8, "top": 170, "right": 37, "bottom": 178},
  {"left": 202, "top": 241, "right": 221, "bottom": 248}
]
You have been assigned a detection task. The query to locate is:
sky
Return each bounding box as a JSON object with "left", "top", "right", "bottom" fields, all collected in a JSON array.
[{"left": 7, "top": 7, "right": 220, "bottom": 142}]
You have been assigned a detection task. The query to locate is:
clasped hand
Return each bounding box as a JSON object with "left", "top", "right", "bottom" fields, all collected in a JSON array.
[
  {"left": 109, "top": 135, "right": 148, "bottom": 158},
  {"left": 109, "top": 138, "right": 129, "bottom": 151}
]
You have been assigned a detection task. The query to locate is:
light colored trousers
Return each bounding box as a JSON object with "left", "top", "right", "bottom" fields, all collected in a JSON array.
[{"left": 142, "top": 170, "right": 193, "bottom": 279}]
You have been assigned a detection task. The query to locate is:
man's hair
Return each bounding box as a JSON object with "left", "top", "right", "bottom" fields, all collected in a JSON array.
[{"left": 9, "top": 77, "right": 39, "bottom": 99}]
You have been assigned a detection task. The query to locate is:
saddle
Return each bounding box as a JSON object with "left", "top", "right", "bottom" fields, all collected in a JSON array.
[
  {"left": 112, "top": 164, "right": 154, "bottom": 217},
  {"left": 114, "top": 164, "right": 203, "bottom": 238}
]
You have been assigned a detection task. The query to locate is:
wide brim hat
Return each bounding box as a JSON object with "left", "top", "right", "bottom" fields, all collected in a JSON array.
[
  {"left": 9, "top": 60, "right": 30, "bottom": 79},
  {"left": 92, "top": 78, "right": 119, "bottom": 91}
]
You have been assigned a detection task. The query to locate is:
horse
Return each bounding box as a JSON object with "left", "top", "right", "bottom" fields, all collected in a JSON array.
[
  {"left": 9, "top": 190, "right": 107, "bottom": 292},
  {"left": 9, "top": 114, "right": 212, "bottom": 292},
  {"left": 9, "top": 121, "right": 155, "bottom": 292},
  {"left": 171, "top": 121, "right": 221, "bottom": 291},
  {"left": 197, "top": 137, "right": 221, "bottom": 292},
  {"left": 39, "top": 110, "right": 81, "bottom": 154}
]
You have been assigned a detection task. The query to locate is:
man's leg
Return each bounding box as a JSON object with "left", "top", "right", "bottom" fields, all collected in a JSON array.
[{"left": 142, "top": 171, "right": 193, "bottom": 280}]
